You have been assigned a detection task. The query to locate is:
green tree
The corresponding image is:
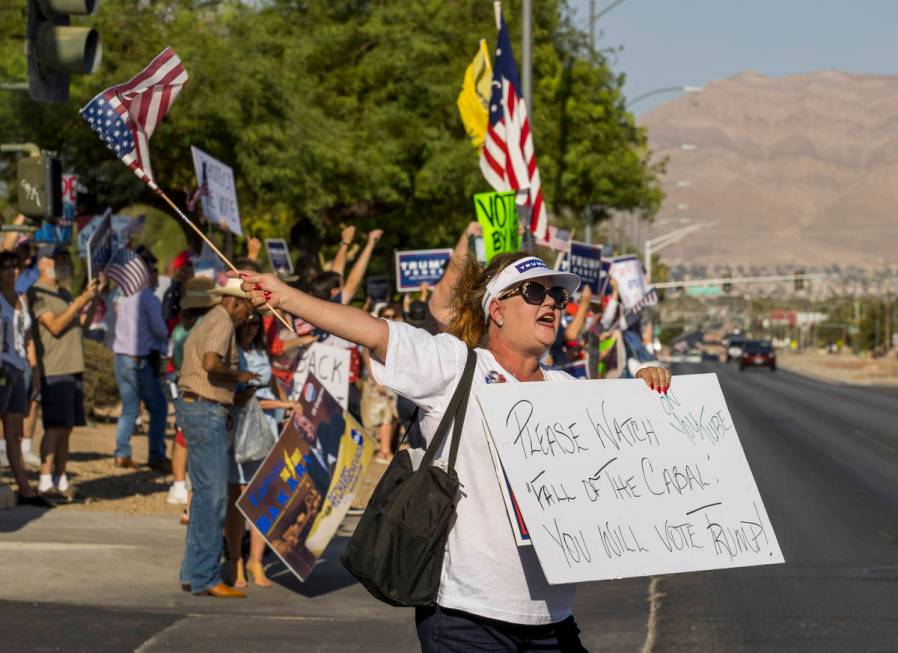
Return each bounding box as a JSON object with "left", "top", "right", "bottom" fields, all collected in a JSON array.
[{"left": 2, "top": 0, "right": 664, "bottom": 276}]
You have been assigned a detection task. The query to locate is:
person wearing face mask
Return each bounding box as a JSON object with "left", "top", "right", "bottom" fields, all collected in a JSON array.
[
  {"left": 28, "top": 245, "right": 104, "bottom": 502},
  {"left": 236, "top": 252, "right": 671, "bottom": 652}
]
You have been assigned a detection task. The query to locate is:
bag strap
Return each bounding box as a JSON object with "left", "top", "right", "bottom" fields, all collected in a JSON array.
[{"left": 419, "top": 347, "right": 477, "bottom": 473}]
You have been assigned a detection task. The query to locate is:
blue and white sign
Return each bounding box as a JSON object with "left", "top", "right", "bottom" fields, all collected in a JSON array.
[
  {"left": 395, "top": 248, "right": 452, "bottom": 293},
  {"left": 567, "top": 241, "right": 602, "bottom": 295},
  {"left": 265, "top": 238, "right": 293, "bottom": 276}
]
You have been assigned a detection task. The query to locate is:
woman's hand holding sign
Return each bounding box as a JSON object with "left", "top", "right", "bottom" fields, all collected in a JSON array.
[{"left": 636, "top": 365, "right": 672, "bottom": 394}]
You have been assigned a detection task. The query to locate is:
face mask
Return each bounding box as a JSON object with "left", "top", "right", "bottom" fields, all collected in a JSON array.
[{"left": 55, "top": 265, "right": 72, "bottom": 281}]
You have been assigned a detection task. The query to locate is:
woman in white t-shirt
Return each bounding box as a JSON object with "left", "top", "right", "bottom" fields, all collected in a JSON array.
[{"left": 236, "top": 253, "right": 670, "bottom": 652}]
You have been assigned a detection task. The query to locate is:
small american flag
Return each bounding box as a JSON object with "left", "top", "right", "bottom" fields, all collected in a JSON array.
[
  {"left": 80, "top": 48, "right": 188, "bottom": 186},
  {"left": 108, "top": 248, "right": 151, "bottom": 297},
  {"left": 479, "top": 10, "right": 549, "bottom": 241}
]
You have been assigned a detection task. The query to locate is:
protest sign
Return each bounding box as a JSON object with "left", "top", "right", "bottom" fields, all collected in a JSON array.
[
  {"left": 395, "top": 249, "right": 452, "bottom": 292},
  {"left": 291, "top": 343, "right": 351, "bottom": 410},
  {"left": 190, "top": 146, "right": 242, "bottom": 236},
  {"left": 567, "top": 242, "right": 603, "bottom": 295},
  {"left": 561, "top": 360, "right": 589, "bottom": 379},
  {"left": 192, "top": 241, "right": 225, "bottom": 280},
  {"left": 61, "top": 174, "right": 77, "bottom": 221},
  {"left": 610, "top": 255, "right": 657, "bottom": 314},
  {"left": 238, "top": 373, "right": 375, "bottom": 581},
  {"left": 265, "top": 238, "right": 293, "bottom": 275},
  {"left": 535, "top": 225, "right": 573, "bottom": 253},
  {"left": 474, "top": 374, "right": 784, "bottom": 584},
  {"left": 474, "top": 191, "right": 520, "bottom": 263},
  {"left": 86, "top": 210, "right": 113, "bottom": 283},
  {"left": 598, "top": 260, "right": 613, "bottom": 297},
  {"left": 77, "top": 213, "right": 142, "bottom": 257}
]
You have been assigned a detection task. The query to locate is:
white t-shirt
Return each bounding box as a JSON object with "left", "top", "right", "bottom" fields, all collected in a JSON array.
[
  {"left": 0, "top": 293, "right": 31, "bottom": 371},
  {"left": 368, "top": 320, "right": 576, "bottom": 625}
]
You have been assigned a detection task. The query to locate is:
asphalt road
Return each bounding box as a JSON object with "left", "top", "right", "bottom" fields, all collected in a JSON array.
[
  {"left": 1, "top": 363, "right": 896, "bottom": 652},
  {"left": 650, "top": 361, "right": 898, "bottom": 652}
]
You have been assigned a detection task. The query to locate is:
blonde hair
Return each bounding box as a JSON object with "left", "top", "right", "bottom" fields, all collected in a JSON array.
[{"left": 446, "top": 251, "right": 531, "bottom": 348}]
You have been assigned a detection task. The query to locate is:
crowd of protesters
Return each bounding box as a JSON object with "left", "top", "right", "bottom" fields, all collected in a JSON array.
[{"left": 0, "top": 214, "right": 659, "bottom": 602}]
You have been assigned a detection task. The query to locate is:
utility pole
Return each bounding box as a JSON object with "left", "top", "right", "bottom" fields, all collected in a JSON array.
[
  {"left": 522, "top": 0, "right": 533, "bottom": 117},
  {"left": 589, "top": 0, "right": 596, "bottom": 54}
]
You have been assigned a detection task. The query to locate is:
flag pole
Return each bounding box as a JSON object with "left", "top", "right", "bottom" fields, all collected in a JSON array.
[{"left": 145, "top": 177, "right": 296, "bottom": 334}]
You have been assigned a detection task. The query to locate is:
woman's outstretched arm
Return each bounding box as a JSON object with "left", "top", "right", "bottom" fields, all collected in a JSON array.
[{"left": 235, "top": 271, "right": 390, "bottom": 362}]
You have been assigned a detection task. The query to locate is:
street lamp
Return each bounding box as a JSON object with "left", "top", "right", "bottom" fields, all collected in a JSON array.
[
  {"left": 588, "top": 0, "right": 635, "bottom": 52},
  {"left": 644, "top": 221, "right": 716, "bottom": 282},
  {"left": 627, "top": 85, "right": 703, "bottom": 109}
]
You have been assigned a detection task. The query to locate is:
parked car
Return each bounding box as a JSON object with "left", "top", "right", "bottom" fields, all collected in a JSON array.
[{"left": 740, "top": 340, "right": 776, "bottom": 371}]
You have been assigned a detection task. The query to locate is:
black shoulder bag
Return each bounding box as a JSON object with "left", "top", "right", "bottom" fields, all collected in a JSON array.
[{"left": 341, "top": 347, "right": 477, "bottom": 607}]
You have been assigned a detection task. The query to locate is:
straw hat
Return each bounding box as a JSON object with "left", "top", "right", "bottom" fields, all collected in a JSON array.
[
  {"left": 208, "top": 277, "right": 249, "bottom": 299},
  {"left": 180, "top": 276, "right": 220, "bottom": 309}
]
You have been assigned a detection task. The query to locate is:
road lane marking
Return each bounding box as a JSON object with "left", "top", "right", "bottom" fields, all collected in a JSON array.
[{"left": 641, "top": 575, "right": 666, "bottom": 653}]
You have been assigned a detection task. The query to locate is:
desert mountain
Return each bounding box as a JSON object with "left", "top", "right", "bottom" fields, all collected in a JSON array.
[{"left": 640, "top": 69, "right": 898, "bottom": 269}]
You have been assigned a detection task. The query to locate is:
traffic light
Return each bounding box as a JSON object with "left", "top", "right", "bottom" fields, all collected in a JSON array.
[
  {"left": 27, "top": 0, "right": 103, "bottom": 103},
  {"left": 795, "top": 269, "right": 805, "bottom": 291},
  {"left": 17, "top": 153, "right": 63, "bottom": 219},
  {"left": 723, "top": 273, "right": 732, "bottom": 293}
]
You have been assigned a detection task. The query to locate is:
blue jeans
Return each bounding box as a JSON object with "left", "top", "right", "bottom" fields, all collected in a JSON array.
[
  {"left": 415, "top": 606, "right": 587, "bottom": 653},
  {"left": 176, "top": 398, "right": 229, "bottom": 593},
  {"left": 113, "top": 355, "right": 167, "bottom": 461}
]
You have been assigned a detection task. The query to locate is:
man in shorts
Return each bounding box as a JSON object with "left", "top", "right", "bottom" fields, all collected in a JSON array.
[{"left": 29, "top": 245, "right": 103, "bottom": 501}]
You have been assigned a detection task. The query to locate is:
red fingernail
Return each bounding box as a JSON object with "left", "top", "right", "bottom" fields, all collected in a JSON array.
[
  {"left": 263, "top": 291, "right": 272, "bottom": 300},
  {"left": 656, "top": 387, "right": 662, "bottom": 394},
  {"left": 650, "top": 383, "right": 655, "bottom": 390},
  {"left": 253, "top": 283, "right": 262, "bottom": 291}
]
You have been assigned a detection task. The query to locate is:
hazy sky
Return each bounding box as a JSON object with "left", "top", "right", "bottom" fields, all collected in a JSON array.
[{"left": 569, "top": 0, "right": 898, "bottom": 114}]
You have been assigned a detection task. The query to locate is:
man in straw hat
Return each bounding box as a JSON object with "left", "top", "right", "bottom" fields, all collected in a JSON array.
[
  {"left": 176, "top": 278, "right": 257, "bottom": 598},
  {"left": 166, "top": 276, "right": 220, "bottom": 509}
]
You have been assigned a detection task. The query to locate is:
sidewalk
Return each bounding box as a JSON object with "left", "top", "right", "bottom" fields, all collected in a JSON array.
[
  {"left": 0, "top": 506, "right": 419, "bottom": 651},
  {"left": 0, "top": 506, "right": 650, "bottom": 651}
]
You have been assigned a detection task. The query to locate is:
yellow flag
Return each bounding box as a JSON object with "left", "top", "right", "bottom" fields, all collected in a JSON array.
[{"left": 457, "top": 39, "right": 493, "bottom": 150}]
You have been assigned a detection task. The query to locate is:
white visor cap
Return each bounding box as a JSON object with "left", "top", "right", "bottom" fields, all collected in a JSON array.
[{"left": 481, "top": 256, "right": 582, "bottom": 315}]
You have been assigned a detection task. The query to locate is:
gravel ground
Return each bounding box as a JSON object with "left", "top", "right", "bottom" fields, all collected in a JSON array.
[
  {"left": 0, "top": 419, "right": 184, "bottom": 518},
  {"left": 778, "top": 350, "right": 898, "bottom": 386}
]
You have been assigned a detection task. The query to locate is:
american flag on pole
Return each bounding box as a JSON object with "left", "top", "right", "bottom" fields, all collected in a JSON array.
[
  {"left": 479, "top": 9, "right": 549, "bottom": 241},
  {"left": 107, "top": 248, "right": 151, "bottom": 297},
  {"left": 80, "top": 48, "right": 188, "bottom": 187}
]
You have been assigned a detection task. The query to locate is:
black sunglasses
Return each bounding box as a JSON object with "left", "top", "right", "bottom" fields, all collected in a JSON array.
[{"left": 499, "top": 281, "right": 569, "bottom": 310}]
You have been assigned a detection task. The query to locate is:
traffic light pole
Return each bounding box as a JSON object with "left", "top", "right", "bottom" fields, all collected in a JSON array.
[{"left": 1, "top": 143, "right": 41, "bottom": 158}]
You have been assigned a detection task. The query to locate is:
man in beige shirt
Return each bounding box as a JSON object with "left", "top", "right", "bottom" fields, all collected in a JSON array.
[{"left": 176, "top": 278, "right": 256, "bottom": 599}]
